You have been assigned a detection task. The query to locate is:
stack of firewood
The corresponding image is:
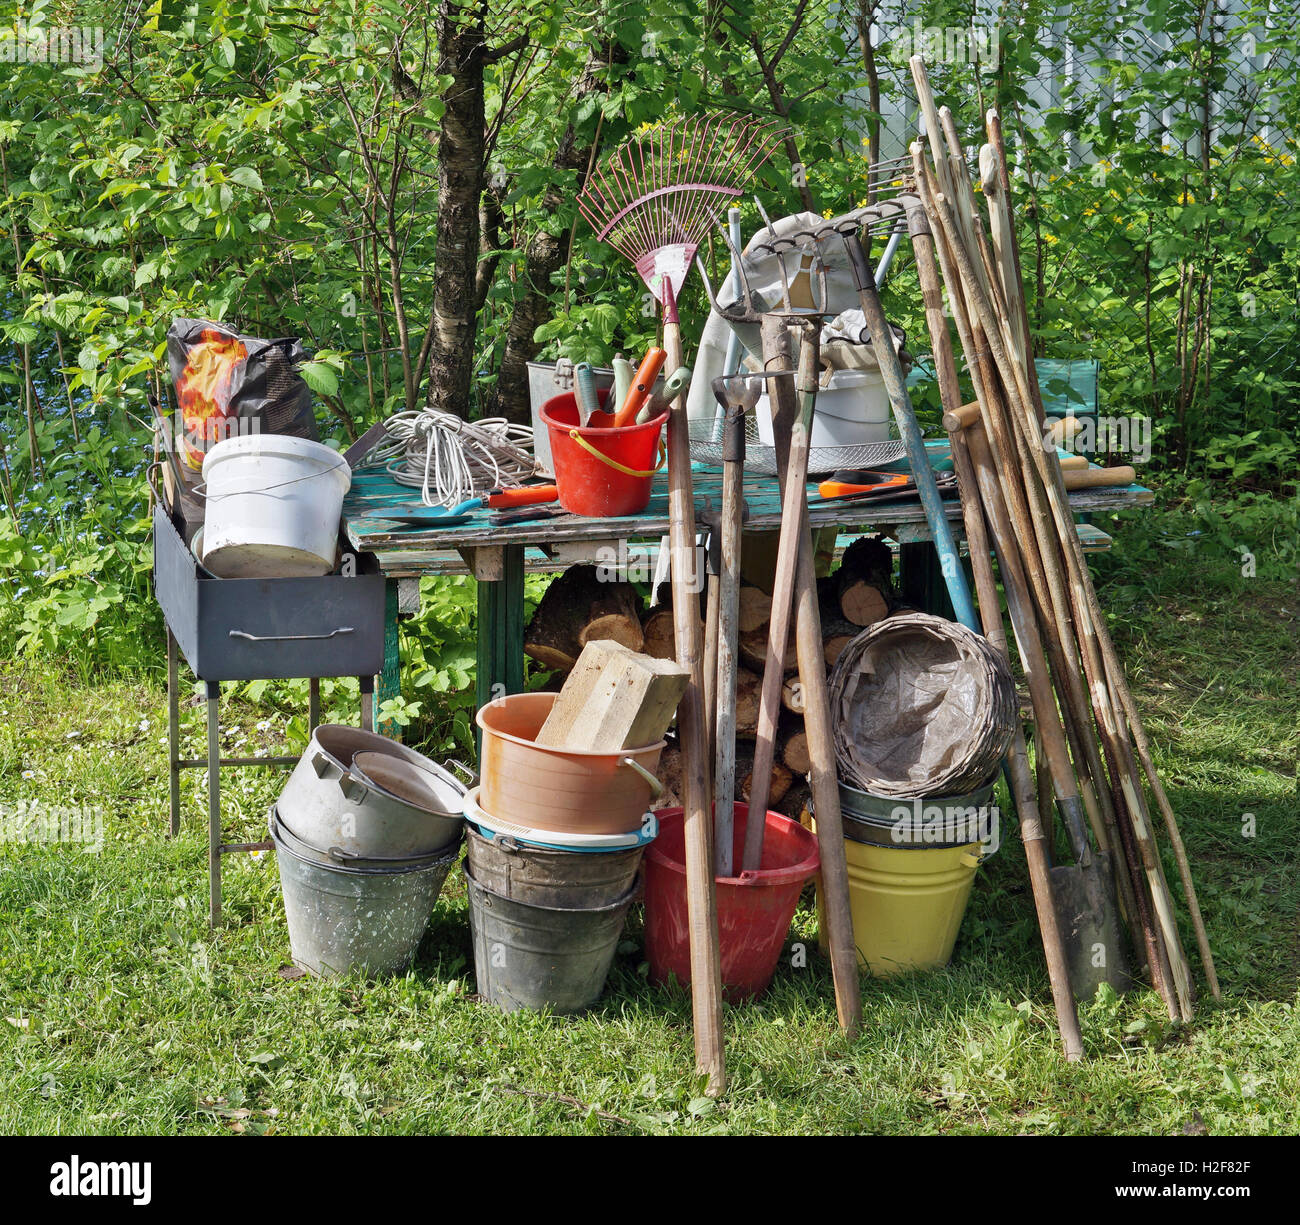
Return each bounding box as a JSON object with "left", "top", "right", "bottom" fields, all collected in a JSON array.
[{"left": 524, "top": 536, "right": 900, "bottom": 819}]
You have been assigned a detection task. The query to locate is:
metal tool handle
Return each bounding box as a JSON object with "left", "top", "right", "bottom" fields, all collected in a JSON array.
[
  {"left": 842, "top": 230, "right": 980, "bottom": 632},
  {"left": 228, "top": 627, "right": 354, "bottom": 643}
]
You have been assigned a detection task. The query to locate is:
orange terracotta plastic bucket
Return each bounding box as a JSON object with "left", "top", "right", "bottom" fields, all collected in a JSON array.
[
  {"left": 539, "top": 391, "right": 667, "bottom": 517},
  {"left": 475, "top": 692, "right": 664, "bottom": 835}
]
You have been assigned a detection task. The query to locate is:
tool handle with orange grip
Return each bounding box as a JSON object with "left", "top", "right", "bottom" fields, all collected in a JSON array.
[
  {"left": 613, "top": 347, "right": 666, "bottom": 427},
  {"left": 485, "top": 484, "right": 558, "bottom": 508}
]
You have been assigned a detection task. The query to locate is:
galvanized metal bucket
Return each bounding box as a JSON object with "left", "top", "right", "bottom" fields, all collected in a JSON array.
[
  {"left": 837, "top": 779, "right": 996, "bottom": 849},
  {"left": 272, "top": 820, "right": 461, "bottom": 978},
  {"left": 465, "top": 864, "right": 638, "bottom": 1014},
  {"left": 465, "top": 824, "right": 644, "bottom": 909},
  {"left": 278, "top": 725, "right": 469, "bottom": 859}
]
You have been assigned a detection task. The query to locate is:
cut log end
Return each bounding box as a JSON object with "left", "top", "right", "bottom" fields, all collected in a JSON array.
[
  {"left": 579, "top": 613, "right": 644, "bottom": 653},
  {"left": 839, "top": 580, "right": 889, "bottom": 627}
]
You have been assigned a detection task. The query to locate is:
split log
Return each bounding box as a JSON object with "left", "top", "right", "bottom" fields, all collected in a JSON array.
[
  {"left": 737, "top": 738, "right": 792, "bottom": 808},
  {"left": 781, "top": 675, "right": 805, "bottom": 715},
  {"left": 777, "top": 781, "right": 811, "bottom": 823},
  {"left": 536, "top": 640, "right": 688, "bottom": 751},
  {"left": 824, "top": 635, "right": 854, "bottom": 668},
  {"left": 779, "top": 717, "right": 811, "bottom": 777},
  {"left": 524, "top": 564, "right": 643, "bottom": 671},
  {"left": 839, "top": 582, "right": 889, "bottom": 627},
  {"left": 658, "top": 738, "right": 791, "bottom": 811},
  {"left": 737, "top": 585, "right": 773, "bottom": 632},
  {"left": 657, "top": 740, "right": 684, "bottom": 810},
  {"left": 734, "top": 667, "right": 761, "bottom": 737},
  {"left": 739, "top": 626, "right": 798, "bottom": 674}
]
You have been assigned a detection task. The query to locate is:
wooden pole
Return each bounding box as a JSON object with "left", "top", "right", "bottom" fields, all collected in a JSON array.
[
  {"left": 712, "top": 404, "right": 745, "bottom": 877},
  {"left": 662, "top": 284, "right": 726, "bottom": 1093},
  {"left": 908, "top": 203, "right": 1083, "bottom": 1057},
  {"left": 766, "top": 318, "right": 863, "bottom": 1038},
  {"left": 742, "top": 316, "right": 806, "bottom": 869},
  {"left": 913, "top": 106, "right": 1195, "bottom": 1019}
]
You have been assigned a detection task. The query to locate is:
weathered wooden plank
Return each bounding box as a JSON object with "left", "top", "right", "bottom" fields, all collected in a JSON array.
[{"left": 342, "top": 465, "right": 1151, "bottom": 578}]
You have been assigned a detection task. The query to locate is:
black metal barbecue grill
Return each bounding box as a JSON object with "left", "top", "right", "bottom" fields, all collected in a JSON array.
[{"left": 153, "top": 503, "right": 386, "bottom": 925}]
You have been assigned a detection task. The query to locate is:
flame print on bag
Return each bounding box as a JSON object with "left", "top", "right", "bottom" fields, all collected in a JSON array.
[{"left": 177, "top": 328, "right": 248, "bottom": 469}]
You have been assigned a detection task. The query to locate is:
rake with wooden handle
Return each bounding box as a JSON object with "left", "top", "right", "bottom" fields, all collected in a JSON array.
[{"left": 577, "top": 111, "right": 787, "bottom": 1094}]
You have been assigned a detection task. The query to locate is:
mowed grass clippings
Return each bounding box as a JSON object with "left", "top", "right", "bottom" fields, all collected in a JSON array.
[{"left": 0, "top": 516, "right": 1296, "bottom": 1136}]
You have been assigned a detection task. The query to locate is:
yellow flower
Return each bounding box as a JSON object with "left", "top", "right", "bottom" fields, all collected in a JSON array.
[
  {"left": 823, "top": 208, "right": 834, "bottom": 219},
  {"left": 1043, "top": 233, "right": 1058, "bottom": 244}
]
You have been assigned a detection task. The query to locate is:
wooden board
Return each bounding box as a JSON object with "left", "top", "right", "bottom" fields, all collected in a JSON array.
[
  {"left": 342, "top": 466, "right": 1152, "bottom": 578},
  {"left": 536, "top": 640, "right": 688, "bottom": 751}
]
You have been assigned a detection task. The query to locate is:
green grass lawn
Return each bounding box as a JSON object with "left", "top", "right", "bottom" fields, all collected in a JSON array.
[{"left": 1, "top": 510, "right": 1296, "bottom": 1135}]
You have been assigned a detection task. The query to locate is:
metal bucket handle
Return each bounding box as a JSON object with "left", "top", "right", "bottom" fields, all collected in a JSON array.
[
  {"left": 325, "top": 841, "right": 457, "bottom": 868},
  {"left": 446, "top": 758, "right": 476, "bottom": 786},
  {"left": 620, "top": 756, "right": 664, "bottom": 801},
  {"left": 338, "top": 772, "right": 369, "bottom": 804}
]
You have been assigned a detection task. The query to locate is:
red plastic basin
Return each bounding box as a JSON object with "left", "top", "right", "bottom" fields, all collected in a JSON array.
[{"left": 644, "top": 803, "right": 820, "bottom": 1001}]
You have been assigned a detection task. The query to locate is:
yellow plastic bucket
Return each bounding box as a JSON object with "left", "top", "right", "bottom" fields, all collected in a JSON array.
[{"left": 807, "top": 815, "right": 982, "bottom": 975}]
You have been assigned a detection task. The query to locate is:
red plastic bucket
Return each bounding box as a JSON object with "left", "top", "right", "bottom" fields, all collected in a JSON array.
[
  {"left": 644, "top": 803, "right": 820, "bottom": 1001},
  {"left": 540, "top": 390, "right": 667, "bottom": 517}
]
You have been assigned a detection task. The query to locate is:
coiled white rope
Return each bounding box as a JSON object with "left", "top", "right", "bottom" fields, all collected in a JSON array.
[{"left": 359, "top": 410, "right": 537, "bottom": 508}]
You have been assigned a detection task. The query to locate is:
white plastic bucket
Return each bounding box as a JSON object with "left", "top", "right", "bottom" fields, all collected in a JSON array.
[
  {"left": 757, "top": 368, "right": 891, "bottom": 450},
  {"left": 199, "top": 434, "right": 350, "bottom": 578}
]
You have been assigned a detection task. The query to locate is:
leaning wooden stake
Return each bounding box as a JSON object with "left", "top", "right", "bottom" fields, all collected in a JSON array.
[
  {"left": 910, "top": 67, "right": 1200, "bottom": 1020},
  {"left": 662, "top": 282, "right": 726, "bottom": 1094},
  {"left": 764, "top": 317, "right": 863, "bottom": 1038},
  {"left": 907, "top": 200, "right": 1083, "bottom": 1058}
]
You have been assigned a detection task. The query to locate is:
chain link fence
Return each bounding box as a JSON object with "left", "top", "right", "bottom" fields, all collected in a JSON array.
[{"left": 851, "top": 0, "right": 1298, "bottom": 468}]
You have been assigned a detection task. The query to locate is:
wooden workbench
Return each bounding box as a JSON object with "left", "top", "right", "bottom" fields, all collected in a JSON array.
[{"left": 342, "top": 463, "right": 1152, "bottom": 727}]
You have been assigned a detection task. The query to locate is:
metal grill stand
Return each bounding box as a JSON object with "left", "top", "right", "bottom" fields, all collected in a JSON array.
[{"left": 154, "top": 505, "right": 386, "bottom": 926}]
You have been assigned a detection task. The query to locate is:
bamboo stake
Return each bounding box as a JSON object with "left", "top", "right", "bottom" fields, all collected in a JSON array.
[
  {"left": 921, "top": 110, "right": 1195, "bottom": 1020},
  {"left": 908, "top": 199, "right": 1083, "bottom": 1058}
]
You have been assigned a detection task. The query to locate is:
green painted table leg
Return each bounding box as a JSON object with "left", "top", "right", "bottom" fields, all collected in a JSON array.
[
  {"left": 377, "top": 578, "right": 402, "bottom": 740},
  {"left": 475, "top": 545, "right": 526, "bottom": 752},
  {"left": 899, "top": 540, "right": 966, "bottom": 621}
]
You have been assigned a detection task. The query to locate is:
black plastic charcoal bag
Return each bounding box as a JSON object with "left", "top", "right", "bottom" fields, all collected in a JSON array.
[{"left": 166, "top": 317, "right": 319, "bottom": 470}]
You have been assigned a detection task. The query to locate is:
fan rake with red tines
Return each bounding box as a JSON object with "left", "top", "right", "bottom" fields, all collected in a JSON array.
[
  {"left": 575, "top": 111, "right": 785, "bottom": 1094},
  {"left": 577, "top": 111, "right": 787, "bottom": 319}
]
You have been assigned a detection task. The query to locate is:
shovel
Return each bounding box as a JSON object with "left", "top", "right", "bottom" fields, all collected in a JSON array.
[{"left": 1049, "top": 793, "right": 1133, "bottom": 1000}]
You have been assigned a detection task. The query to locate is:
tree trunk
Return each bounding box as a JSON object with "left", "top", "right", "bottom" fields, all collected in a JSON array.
[
  {"left": 489, "top": 39, "right": 617, "bottom": 424},
  {"left": 853, "top": 1, "right": 881, "bottom": 202},
  {"left": 427, "top": 2, "right": 487, "bottom": 417}
]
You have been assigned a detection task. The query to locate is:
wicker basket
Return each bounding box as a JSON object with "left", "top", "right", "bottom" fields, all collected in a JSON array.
[{"left": 829, "top": 612, "right": 1016, "bottom": 798}]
